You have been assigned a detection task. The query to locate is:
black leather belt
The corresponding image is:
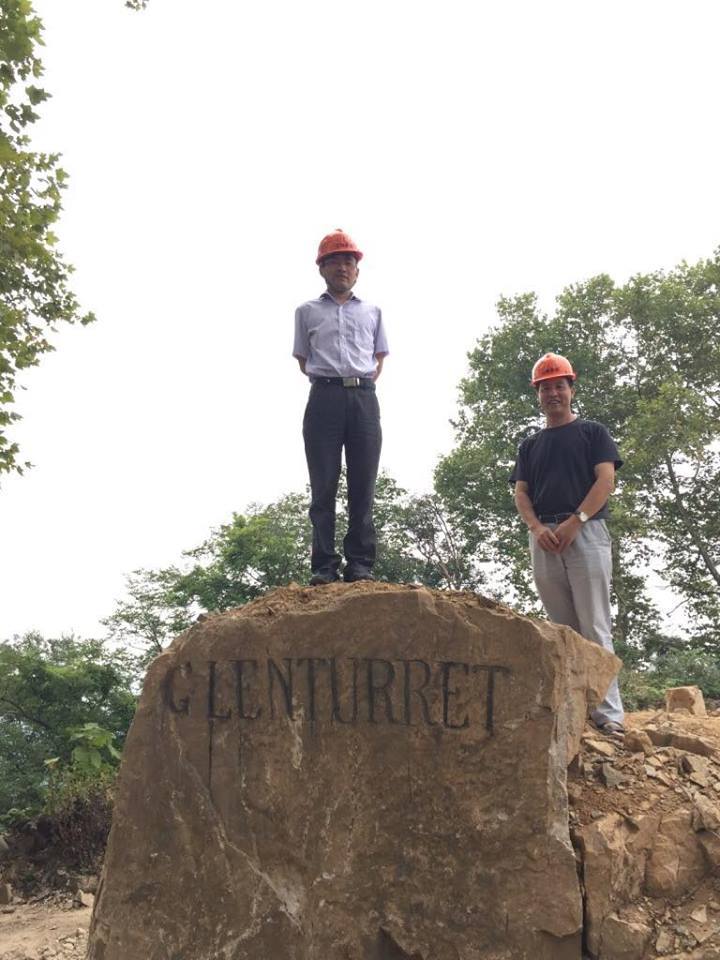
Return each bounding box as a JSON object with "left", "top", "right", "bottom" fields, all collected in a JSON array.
[
  {"left": 538, "top": 512, "right": 601, "bottom": 523},
  {"left": 311, "top": 377, "right": 375, "bottom": 388}
]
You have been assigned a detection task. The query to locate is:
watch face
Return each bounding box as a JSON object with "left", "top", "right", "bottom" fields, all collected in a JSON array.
[{"left": 579, "top": 511, "right": 589, "bottom": 523}]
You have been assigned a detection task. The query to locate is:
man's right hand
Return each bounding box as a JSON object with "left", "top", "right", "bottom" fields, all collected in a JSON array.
[{"left": 531, "top": 524, "right": 561, "bottom": 552}]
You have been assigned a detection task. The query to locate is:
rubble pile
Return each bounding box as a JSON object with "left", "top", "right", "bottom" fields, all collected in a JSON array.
[{"left": 574, "top": 692, "right": 720, "bottom": 959}]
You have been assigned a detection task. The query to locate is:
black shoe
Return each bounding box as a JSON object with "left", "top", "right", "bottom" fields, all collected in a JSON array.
[
  {"left": 309, "top": 571, "right": 340, "bottom": 586},
  {"left": 343, "top": 567, "right": 375, "bottom": 583},
  {"left": 593, "top": 720, "right": 625, "bottom": 741}
]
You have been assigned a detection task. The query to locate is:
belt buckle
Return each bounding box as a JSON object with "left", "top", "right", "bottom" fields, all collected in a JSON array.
[{"left": 342, "top": 377, "right": 360, "bottom": 387}]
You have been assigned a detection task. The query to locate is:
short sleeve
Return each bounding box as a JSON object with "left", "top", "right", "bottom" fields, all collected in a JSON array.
[
  {"left": 373, "top": 308, "right": 389, "bottom": 356},
  {"left": 293, "top": 305, "right": 309, "bottom": 358},
  {"left": 590, "top": 424, "right": 623, "bottom": 471},
  {"left": 509, "top": 442, "right": 527, "bottom": 485}
]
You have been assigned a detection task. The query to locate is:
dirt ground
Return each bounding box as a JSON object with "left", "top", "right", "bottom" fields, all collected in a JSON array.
[{"left": 0, "top": 899, "right": 92, "bottom": 959}]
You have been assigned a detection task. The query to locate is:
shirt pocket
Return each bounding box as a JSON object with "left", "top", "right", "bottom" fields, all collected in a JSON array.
[{"left": 344, "top": 314, "right": 376, "bottom": 355}]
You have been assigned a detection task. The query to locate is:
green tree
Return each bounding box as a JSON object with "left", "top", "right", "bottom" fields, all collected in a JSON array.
[
  {"left": 616, "top": 260, "right": 720, "bottom": 649},
  {"left": 0, "top": 633, "right": 136, "bottom": 819},
  {"left": 372, "top": 475, "right": 485, "bottom": 590},
  {"left": 104, "top": 477, "right": 478, "bottom": 658},
  {"left": 102, "top": 567, "right": 197, "bottom": 662},
  {"left": 103, "top": 492, "right": 314, "bottom": 657},
  {"left": 435, "top": 251, "right": 720, "bottom": 656},
  {"left": 0, "top": 0, "right": 94, "bottom": 477}
]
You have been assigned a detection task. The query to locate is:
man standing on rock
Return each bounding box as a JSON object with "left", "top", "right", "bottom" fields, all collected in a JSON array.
[
  {"left": 510, "top": 352, "right": 625, "bottom": 737},
  {"left": 293, "top": 229, "right": 389, "bottom": 585}
]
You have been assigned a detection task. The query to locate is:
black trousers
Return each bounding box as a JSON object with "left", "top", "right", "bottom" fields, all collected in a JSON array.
[{"left": 302, "top": 382, "right": 382, "bottom": 575}]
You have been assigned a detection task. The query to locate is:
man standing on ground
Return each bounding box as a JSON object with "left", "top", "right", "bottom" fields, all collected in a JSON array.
[
  {"left": 510, "top": 352, "right": 625, "bottom": 736},
  {"left": 293, "top": 229, "right": 389, "bottom": 585}
]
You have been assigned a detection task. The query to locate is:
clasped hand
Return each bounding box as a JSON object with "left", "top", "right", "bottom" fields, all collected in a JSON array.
[{"left": 533, "top": 517, "right": 580, "bottom": 553}]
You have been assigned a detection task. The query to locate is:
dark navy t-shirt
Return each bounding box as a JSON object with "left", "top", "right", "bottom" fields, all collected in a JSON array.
[{"left": 509, "top": 418, "right": 622, "bottom": 519}]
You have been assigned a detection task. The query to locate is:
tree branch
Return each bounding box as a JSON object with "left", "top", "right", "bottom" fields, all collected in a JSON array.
[
  {"left": 664, "top": 453, "right": 720, "bottom": 589},
  {"left": 0, "top": 695, "right": 51, "bottom": 730}
]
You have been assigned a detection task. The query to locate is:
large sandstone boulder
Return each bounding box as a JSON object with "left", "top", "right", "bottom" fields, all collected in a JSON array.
[{"left": 88, "top": 584, "right": 620, "bottom": 960}]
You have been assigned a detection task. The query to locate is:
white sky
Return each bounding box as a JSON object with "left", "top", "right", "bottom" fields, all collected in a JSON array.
[{"left": 1, "top": 0, "right": 719, "bottom": 639}]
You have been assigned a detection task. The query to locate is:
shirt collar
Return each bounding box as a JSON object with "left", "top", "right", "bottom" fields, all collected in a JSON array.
[{"left": 320, "top": 290, "right": 361, "bottom": 304}]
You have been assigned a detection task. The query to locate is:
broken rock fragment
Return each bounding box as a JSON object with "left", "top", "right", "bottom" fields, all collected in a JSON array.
[
  {"left": 665, "top": 686, "right": 707, "bottom": 717},
  {"left": 579, "top": 812, "right": 658, "bottom": 957},
  {"left": 692, "top": 795, "right": 720, "bottom": 832},
  {"left": 645, "top": 809, "right": 708, "bottom": 898},
  {"left": 597, "top": 913, "right": 651, "bottom": 960},
  {"left": 624, "top": 729, "right": 654, "bottom": 756}
]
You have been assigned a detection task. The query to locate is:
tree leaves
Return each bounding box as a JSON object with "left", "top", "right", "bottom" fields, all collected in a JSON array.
[
  {"left": 103, "top": 477, "right": 485, "bottom": 655},
  {"left": 0, "top": 0, "right": 94, "bottom": 479},
  {"left": 436, "top": 250, "right": 720, "bottom": 653},
  {"left": 0, "top": 633, "right": 136, "bottom": 818}
]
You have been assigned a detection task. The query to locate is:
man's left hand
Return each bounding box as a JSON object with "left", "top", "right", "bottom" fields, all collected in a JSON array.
[{"left": 554, "top": 516, "right": 581, "bottom": 552}]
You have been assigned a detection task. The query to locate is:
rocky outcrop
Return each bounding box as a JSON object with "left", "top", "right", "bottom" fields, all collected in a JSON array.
[{"left": 87, "top": 583, "right": 619, "bottom": 960}]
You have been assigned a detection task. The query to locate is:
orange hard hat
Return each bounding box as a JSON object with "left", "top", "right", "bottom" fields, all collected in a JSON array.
[
  {"left": 531, "top": 352, "right": 577, "bottom": 386},
  {"left": 316, "top": 229, "right": 364, "bottom": 265}
]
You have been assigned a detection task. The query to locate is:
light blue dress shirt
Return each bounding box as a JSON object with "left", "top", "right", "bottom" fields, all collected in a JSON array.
[{"left": 293, "top": 292, "right": 389, "bottom": 378}]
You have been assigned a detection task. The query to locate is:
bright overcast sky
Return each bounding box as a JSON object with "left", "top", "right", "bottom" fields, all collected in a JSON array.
[{"left": 1, "top": 0, "right": 719, "bottom": 639}]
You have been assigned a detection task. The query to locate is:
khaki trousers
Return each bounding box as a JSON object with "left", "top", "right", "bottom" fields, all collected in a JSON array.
[{"left": 530, "top": 519, "right": 624, "bottom": 726}]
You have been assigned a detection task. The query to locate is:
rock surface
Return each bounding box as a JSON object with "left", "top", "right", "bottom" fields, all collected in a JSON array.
[
  {"left": 3, "top": 709, "right": 720, "bottom": 959},
  {"left": 665, "top": 686, "right": 707, "bottom": 717},
  {"left": 571, "top": 709, "right": 720, "bottom": 959},
  {"left": 87, "top": 583, "right": 620, "bottom": 960}
]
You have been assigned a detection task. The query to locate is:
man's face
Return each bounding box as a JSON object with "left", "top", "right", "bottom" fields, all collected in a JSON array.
[
  {"left": 536, "top": 376, "right": 575, "bottom": 416},
  {"left": 319, "top": 253, "right": 359, "bottom": 296}
]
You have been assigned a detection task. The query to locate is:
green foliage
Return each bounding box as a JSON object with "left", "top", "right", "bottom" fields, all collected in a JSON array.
[
  {"left": 0, "top": 0, "right": 94, "bottom": 477},
  {"left": 103, "top": 491, "right": 314, "bottom": 655},
  {"left": 68, "top": 722, "right": 122, "bottom": 773},
  {"left": 43, "top": 762, "right": 115, "bottom": 868},
  {"left": 102, "top": 567, "right": 200, "bottom": 663},
  {"left": 0, "top": 633, "right": 136, "bottom": 819},
  {"left": 371, "top": 476, "right": 485, "bottom": 590},
  {"left": 41, "top": 722, "right": 120, "bottom": 863},
  {"left": 620, "top": 651, "right": 720, "bottom": 711},
  {"left": 616, "top": 258, "right": 720, "bottom": 647},
  {"left": 105, "top": 475, "right": 482, "bottom": 657},
  {"left": 618, "top": 667, "right": 667, "bottom": 712},
  {"left": 653, "top": 649, "right": 720, "bottom": 701},
  {"left": 436, "top": 251, "right": 720, "bottom": 653}
]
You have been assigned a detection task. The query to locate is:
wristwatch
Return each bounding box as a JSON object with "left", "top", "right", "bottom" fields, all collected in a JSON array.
[{"left": 573, "top": 510, "right": 589, "bottom": 523}]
